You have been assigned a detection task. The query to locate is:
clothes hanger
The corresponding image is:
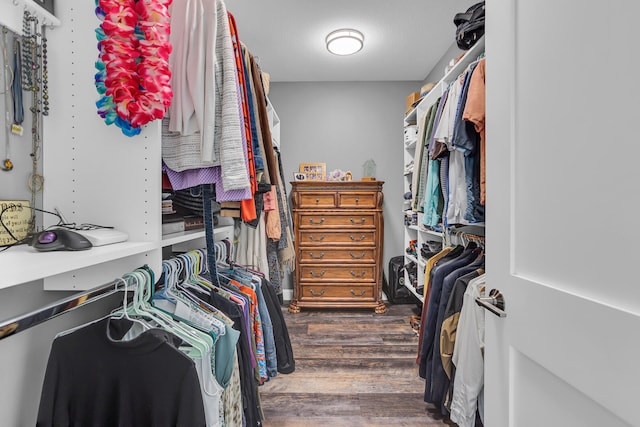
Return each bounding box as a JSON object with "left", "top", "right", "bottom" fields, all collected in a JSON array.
[
  {"left": 110, "top": 271, "right": 173, "bottom": 332},
  {"left": 54, "top": 276, "right": 142, "bottom": 338},
  {"left": 155, "top": 254, "right": 226, "bottom": 338},
  {"left": 130, "top": 268, "right": 212, "bottom": 358}
]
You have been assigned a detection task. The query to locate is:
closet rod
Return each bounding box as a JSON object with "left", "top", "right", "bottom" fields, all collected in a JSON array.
[{"left": 0, "top": 277, "right": 128, "bottom": 341}]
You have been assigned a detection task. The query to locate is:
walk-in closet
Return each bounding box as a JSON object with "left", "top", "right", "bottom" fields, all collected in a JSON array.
[{"left": 1, "top": 0, "right": 639, "bottom": 426}]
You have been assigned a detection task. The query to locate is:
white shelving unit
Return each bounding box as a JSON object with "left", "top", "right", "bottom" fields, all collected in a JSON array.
[
  {"left": 0, "top": 4, "right": 273, "bottom": 292},
  {"left": 401, "top": 37, "right": 485, "bottom": 303}
]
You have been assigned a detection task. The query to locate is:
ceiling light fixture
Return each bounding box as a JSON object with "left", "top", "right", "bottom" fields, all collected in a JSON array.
[{"left": 326, "top": 29, "right": 364, "bottom": 56}]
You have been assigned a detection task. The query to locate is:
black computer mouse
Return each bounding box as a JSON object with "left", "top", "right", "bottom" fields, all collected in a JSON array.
[{"left": 33, "top": 228, "right": 93, "bottom": 252}]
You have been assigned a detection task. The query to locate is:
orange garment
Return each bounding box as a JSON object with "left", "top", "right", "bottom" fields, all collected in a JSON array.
[
  {"left": 228, "top": 12, "right": 257, "bottom": 222},
  {"left": 462, "top": 58, "right": 486, "bottom": 205}
]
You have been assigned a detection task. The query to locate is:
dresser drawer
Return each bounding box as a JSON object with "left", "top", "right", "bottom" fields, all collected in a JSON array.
[
  {"left": 337, "top": 192, "right": 377, "bottom": 209},
  {"left": 299, "top": 248, "right": 376, "bottom": 263},
  {"left": 297, "top": 213, "right": 376, "bottom": 229},
  {"left": 298, "top": 230, "right": 376, "bottom": 245},
  {"left": 297, "top": 192, "right": 336, "bottom": 209},
  {"left": 299, "top": 265, "right": 376, "bottom": 282},
  {"left": 300, "top": 284, "right": 376, "bottom": 301}
]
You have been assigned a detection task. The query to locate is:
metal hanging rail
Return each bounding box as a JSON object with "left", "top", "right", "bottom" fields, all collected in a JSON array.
[{"left": 0, "top": 277, "right": 127, "bottom": 341}]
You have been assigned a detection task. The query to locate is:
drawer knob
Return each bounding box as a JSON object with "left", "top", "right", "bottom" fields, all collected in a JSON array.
[
  {"left": 349, "top": 234, "right": 366, "bottom": 241},
  {"left": 355, "top": 197, "right": 359, "bottom": 204},
  {"left": 309, "top": 217, "right": 325, "bottom": 224},
  {"left": 315, "top": 198, "right": 320, "bottom": 203},
  {"left": 310, "top": 288, "right": 325, "bottom": 296},
  {"left": 350, "top": 217, "right": 366, "bottom": 225},
  {"left": 310, "top": 270, "right": 326, "bottom": 277},
  {"left": 350, "top": 270, "right": 366, "bottom": 278},
  {"left": 349, "top": 251, "right": 366, "bottom": 259},
  {"left": 350, "top": 289, "right": 366, "bottom": 296},
  {"left": 309, "top": 235, "right": 325, "bottom": 241},
  {"left": 309, "top": 252, "right": 325, "bottom": 259}
]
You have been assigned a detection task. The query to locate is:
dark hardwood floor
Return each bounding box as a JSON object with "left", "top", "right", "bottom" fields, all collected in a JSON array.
[{"left": 259, "top": 303, "right": 458, "bottom": 427}]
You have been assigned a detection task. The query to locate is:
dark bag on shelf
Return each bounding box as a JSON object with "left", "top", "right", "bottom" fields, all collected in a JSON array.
[
  {"left": 384, "top": 256, "right": 417, "bottom": 304},
  {"left": 454, "top": 1, "right": 485, "bottom": 50}
]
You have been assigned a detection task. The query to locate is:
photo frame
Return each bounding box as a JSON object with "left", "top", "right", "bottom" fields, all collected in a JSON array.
[
  {"left": 299, "top": 162, "right": 326, "bottom": 181},
  {"left": 293, "top": 172, "right": 307, "bottom": 181}
]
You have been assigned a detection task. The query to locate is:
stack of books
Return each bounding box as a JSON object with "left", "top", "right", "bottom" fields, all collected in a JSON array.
[
  {"left": 162, "top": 211, "right": 207, "bottom": 236},
  {"left": 162, "top": 192, "right": 175, "bottom": 215}
]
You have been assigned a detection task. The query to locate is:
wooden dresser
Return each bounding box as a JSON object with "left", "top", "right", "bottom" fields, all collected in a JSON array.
[{"left": 288, "top": 180, "right": 386, "bottom": 314}]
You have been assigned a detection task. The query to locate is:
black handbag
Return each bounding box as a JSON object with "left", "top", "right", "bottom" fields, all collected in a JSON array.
[{"left": 454, "top": 1, "right": 485, "bottom": 50}]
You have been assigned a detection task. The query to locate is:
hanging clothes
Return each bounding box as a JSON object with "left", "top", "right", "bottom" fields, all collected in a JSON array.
[
  {"left": 449, "top": 274, "right": 486, "bottom": 427},
  {"left": 415, "top": 103, "right": 439, "bottom": 212},
  {"left": 419, "top": 56, "right": 485, "bottom": 230},
  {"left": 410, "top": 108, "right": 429, "bottom": 211},
  {"left": 36, "top": 317, "right": 207, "bottom": 427},
  {"left": 163, "top": 0, "right": 251, "bottom": 200},
  {"left": 462, "top": 58, "right": 487, "bottom": 206},
  {"left": 451, "top": 61, "right": 482, "bottom": 224},
  {"left": 228, "top": 10, "right": 258, "bottom": 222},
  {"left": 419, "top": 242, "right": 484, "bottom": 411}
]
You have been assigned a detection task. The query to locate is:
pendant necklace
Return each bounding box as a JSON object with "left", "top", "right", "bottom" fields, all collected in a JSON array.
[
  {"left": 1, "top": 26, "right": 13, "bottom": 171},
  {"left": 40, "top": 25, "right": 48, "bottom": 116},
  {"left": 13, "top": 37, "right": 24, "bottom": 128},
  {"left": 26, "top": 14, "right": 45, "bottom": 232},
  {"left": 21, "top": 11, "right": 34, "bottom": 90}
]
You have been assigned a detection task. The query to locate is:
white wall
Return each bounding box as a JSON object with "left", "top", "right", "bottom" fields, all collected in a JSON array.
[{"left": 268, "top": 81, "right": 420, "bottom": 288}]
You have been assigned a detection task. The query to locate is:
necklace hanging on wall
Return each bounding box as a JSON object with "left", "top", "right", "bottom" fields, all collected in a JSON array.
[
  {"left": 21, "top": 11, "right": 34, "bottom": 91},
  {"left": 40, "top": 25, "right": 48, "bottom": 116},
  {"left": 20, "top": 12, "right": 45, "bottom": 232},
  {"left": 1, "top": 27, "right": 14, "bottom": 171},
  {"left": 12, "top": 37, "right": 24, "bottom": 133}
]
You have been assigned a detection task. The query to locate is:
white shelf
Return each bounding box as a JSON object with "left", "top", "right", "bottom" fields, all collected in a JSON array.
[
  {"left": 161, "top": 224, "right": 235, "bottom": 250},
  {"left": 404, "top": 107, "right": 417, "bottom": 124},
  {"left": 418, "top": 227, "right": 444, "bottom": 239},
  {"left": 416, "top": 81, "right": 444, "bottom": 114},
  {"left": 162, "top": 230, "right": 206, "bottom": 247},
  {"left": 405, "top": 254, "right": 418, "bottom": 264},
  {"left": 441, "top": 36, "right": 485, "bottom": 85},
  {"left": 408, "top": 225, "right": 420, "bottom": 232},
  {"left": 0, "top": 241, "right": 156, "bottom": 290},
  {"left": 406, "top": 251, "right": 426, "bottom": 268}
]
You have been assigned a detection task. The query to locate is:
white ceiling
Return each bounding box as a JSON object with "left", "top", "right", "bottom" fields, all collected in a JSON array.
[{"left": 226, "top": 0, "right": 478, "bottom": 83}]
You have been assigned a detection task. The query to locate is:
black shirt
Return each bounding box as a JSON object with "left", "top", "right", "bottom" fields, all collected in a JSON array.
[{"left": 37, "top": 317, "right": 206, "bottom": 427}]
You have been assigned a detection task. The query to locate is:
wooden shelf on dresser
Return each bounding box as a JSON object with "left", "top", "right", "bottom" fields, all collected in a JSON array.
[{"left": 288, "top": 180, "right": 386, "bottom": 314}]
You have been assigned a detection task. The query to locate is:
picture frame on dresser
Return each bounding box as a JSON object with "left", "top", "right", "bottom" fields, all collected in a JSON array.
[{"left": 299, "top": 162, "right": 326, "bottom": 181}]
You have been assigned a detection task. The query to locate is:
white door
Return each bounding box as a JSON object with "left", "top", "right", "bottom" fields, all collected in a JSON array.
[{"left": 485, "top": 0, "right": 640, "bottom": 426}]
